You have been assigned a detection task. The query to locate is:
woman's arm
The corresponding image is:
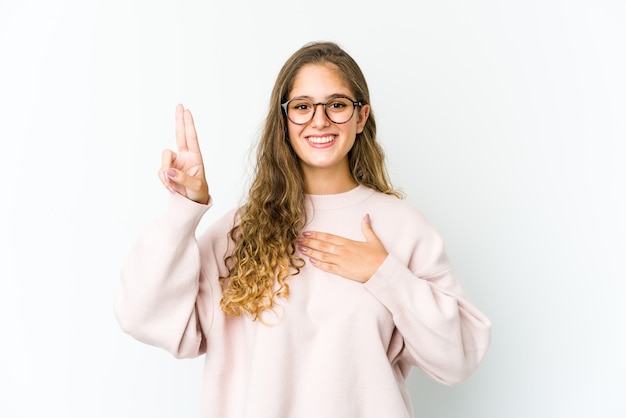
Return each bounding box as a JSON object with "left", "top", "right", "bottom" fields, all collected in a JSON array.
[
  {"left": 364, "top": 250, "right": 492, "bottom": 385},
  {"left": 115, "top": 104, "right": 215, "bottom": 358},
  {"left": 114, "top": 194, "right": 212, "bottom": 358}
]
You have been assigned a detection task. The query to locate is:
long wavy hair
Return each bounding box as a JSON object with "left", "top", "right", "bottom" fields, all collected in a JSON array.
[{"left": 219, "top": 41, "right": 401, "bottom": 320}]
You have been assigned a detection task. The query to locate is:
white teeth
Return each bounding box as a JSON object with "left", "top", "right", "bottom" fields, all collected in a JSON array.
[{"left": 307, "top": 135, "right": 335, "bottom": 144}]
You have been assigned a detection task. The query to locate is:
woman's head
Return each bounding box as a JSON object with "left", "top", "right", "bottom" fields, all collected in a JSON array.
[{"left": 256, "top": 41, "right": 396, "bottom": 193}]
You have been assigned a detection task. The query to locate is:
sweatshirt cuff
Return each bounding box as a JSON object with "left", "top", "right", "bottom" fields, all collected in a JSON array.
[
  {"left": 364, "top": 254, "right": 402, "bottom": 291},
  {"left": 363, "top": 254, "right": 428, "bottom": 312},
  {"left": 153, "top": 193, "right": 212, "bottom": 242}
]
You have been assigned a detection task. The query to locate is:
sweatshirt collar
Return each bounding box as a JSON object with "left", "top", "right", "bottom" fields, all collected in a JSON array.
[{"left": 305, "top": 185, "right": 375, "bottom": 211}]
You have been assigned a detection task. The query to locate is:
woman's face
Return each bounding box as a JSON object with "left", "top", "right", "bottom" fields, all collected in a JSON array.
[{"left": 286, "top": 63, "right": 370, "bottom": 181}]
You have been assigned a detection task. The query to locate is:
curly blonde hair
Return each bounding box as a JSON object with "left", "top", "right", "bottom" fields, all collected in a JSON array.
[{"left": 219, "top": 41, "right": 401, "bottom": 320}]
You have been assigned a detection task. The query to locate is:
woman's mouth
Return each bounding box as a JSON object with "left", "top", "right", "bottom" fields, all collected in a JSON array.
[{"left": 306, "top": 135, "right": 336, "bottom": 145}]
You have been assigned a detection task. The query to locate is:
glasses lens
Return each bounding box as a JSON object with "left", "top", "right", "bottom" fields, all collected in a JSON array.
[
  {"left": 286, "top": 99, "right": 314, "bottom": 124},
  {"left": 325, "top": 98, "right": 354, "bottom": 124},
  {"left": 285, "top": 98, "right": 357, "bottom": 124}
]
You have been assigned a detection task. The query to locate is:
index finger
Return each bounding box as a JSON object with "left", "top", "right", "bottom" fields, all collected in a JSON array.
[
  {"left": 175, "top": 103, "right": 187, "bottom": 151},
  {"left": 302, "top": 231, "right": 352, "bottom": 245}
]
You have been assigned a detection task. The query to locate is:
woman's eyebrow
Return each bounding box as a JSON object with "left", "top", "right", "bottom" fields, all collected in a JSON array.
[{"left": 288, "top": 93, "right": 353, "bottom": 101}]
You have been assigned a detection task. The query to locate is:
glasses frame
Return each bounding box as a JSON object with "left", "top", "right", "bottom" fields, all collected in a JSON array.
[{"left": 281, "top": 95, "right": 363, "bottom": 125}]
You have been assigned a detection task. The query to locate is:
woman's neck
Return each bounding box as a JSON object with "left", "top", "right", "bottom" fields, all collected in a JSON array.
[{"left": 302, "top": 167, "right": 358, "bottom": 195}]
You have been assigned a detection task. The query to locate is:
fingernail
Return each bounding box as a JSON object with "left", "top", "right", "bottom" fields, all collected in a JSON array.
[
  {"left": 364, "top": 213, "right": 371, "bottom": 224},
  {"left": 167, "top": 168, "right": 177, "bottom": 178},
  {"left": 298, "top": 246, "right": 307, "bottom": 253},
  {"left": 303, "top": 231, "right": 311, "bottom": 237},
  {"left": 168, "top": 185, "right": 176, "bottom": 194}
]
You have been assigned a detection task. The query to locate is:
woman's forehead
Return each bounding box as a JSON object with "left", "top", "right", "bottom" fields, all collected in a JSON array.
[{"left": 289, "top": 63, "right": 352, "bottom": 98}]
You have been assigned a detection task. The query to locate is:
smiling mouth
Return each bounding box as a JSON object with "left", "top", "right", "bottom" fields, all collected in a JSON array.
[{"left": 306, "top": 135, "right": 336, "bottom": 144}]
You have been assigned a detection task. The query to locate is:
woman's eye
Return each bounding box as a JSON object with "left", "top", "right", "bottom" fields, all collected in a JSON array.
[{"left": 329, "top": 101, "right": 347, "bottom": 109}]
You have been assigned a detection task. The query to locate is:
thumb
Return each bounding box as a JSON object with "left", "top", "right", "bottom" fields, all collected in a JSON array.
[
  {"left": 166, "top": 167, "right": 208, "bottom": 203},
  {"left": 167, "top": 168, "right": 199, "bottom": 190},
  {"left": 361, "top": 214, "right": 381, "bottom": 243},
  {"left": 166, "top": 168, "right": 183, "bottom": 184}
]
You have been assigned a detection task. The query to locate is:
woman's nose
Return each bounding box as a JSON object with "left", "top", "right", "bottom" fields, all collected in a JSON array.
[{"left": 310, "top": 103, "right": 331, "bottom": 128}]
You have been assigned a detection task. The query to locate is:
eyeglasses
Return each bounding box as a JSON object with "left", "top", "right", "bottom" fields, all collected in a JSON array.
[{"left": 281, "top": 96, "right": 363, "bottom": 125}]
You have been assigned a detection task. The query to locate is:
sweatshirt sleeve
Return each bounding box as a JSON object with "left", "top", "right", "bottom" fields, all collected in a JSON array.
[
  {"left": 114, "top": 193, "right": 215, "bottom": 359},
  {"left": 363, "top": 223, "right": 491, "bottom": 386}
]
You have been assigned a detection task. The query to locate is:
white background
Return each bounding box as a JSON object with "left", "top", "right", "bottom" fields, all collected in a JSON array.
[{"left": 1, "top": 0, "right": 624, "bottom": 417}]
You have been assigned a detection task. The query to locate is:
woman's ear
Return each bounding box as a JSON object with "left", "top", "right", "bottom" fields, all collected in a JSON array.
[{"left": 356, "top": 104, "right": 370, "bottom": 134}]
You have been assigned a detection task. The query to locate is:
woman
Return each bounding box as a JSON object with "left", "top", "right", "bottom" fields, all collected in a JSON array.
[{"left": 115, "top": 41, "right": 491, "bottom": 418}]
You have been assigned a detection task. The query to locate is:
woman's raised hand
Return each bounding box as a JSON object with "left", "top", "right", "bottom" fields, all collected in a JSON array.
[{"left": 159, "top": 104, "right": 210, "bottom": 204}]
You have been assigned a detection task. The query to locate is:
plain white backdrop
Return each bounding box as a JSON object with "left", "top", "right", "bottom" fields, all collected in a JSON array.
[{"left": 1, "top": 0, "right": 624, "bottom": 416}]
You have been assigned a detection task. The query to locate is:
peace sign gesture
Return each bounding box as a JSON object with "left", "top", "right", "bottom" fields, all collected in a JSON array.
[{"left": 159, "top": 104, "right": 210, "bottom": 204}]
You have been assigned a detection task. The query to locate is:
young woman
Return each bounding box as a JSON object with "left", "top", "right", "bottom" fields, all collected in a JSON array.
[{"left": 115, "top": 41, "right": 491, "bottom": 418}]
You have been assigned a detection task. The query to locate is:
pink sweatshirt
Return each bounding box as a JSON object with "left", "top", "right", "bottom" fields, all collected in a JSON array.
[{"left": 115, "top": 185, "right": 491, "bottom": 418}]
